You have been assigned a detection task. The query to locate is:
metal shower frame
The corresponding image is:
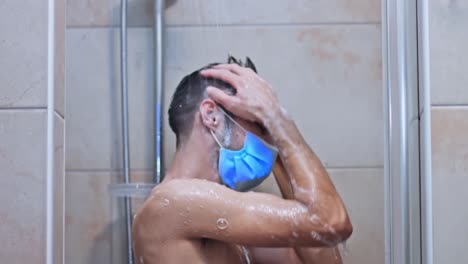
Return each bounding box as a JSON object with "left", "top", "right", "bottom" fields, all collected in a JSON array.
[
  {"left": 383, "top": 0, "right": 433, "bottom": 263},
  {"left": 117, "top": 0, "right": 435, "bottom": 263},
  {"left": 120, "top": 0, "right": 165, "bottom": 263}
]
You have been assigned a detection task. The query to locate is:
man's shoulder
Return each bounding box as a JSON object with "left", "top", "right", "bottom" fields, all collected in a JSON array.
[
  {"left": 156, "top": 178, "right": 219, "bottom": 191},
  {"left": 135, "top": 179, "right": 210, "bottom": 224},
  {"left": 150, "top": 178, "right": 223, "bottom": 201}
]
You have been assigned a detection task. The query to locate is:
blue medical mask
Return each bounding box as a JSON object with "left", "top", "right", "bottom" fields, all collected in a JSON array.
[{"left": 211, "top": 112, "right": 278, "bottom": 192}]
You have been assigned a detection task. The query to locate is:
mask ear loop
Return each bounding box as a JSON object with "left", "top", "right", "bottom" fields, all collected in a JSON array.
[
  {"left": 210, "top": 130, "right": 224, "bottom": 148},
  {"left": 218, "top": 107, "right": 279, "bottom": 153},
  {"left": 218, "top": 107, "right": 247, "bottom": 133}
]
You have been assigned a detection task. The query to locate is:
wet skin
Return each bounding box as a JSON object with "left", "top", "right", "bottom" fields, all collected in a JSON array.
[{"left": 132, "top": 64, "right": 353, "bottom": 263}]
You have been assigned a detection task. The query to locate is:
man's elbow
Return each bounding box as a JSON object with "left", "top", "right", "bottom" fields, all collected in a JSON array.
[
  {"left": 329, "top": 200, "right": 353, "bottom": 243},
  {"left": 331, "top": 216, "right": 353, "bottom": 242},
  {"left": 319, "top": 208, "right": 353, "bottom": 246}
]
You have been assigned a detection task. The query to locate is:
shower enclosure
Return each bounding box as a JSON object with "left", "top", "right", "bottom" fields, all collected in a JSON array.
[
  {"left": 56, "top": 0, "right": 462, "bottom": 263},
  {"left": 8, "top": 0, "right": 468, "bottom": 263}
]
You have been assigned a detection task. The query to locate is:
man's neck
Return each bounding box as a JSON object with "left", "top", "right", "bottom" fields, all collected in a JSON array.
[{"left": 164, "top": 136, "right": 220, "bottom": 183}]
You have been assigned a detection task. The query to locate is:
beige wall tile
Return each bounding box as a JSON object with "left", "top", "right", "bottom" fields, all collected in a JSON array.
[
  {"left": 67, "top": 0, "right": 380, "bottom": 27},
  {"left": 55, "top": 0, "right": 66, "bottom": 116},
  {"left": 65, "top": 28, "right": 155, "bottom": 170},
  {"left": 65, "top": 171, "right": 152, "bottom": 264},
  {"left": 430, "top": 0, "right": 468, "bottom": 104},
  {"left": 329, "top": 168, "right": 384, "bottom": 264},
  {"left": 66, "top": 25, "right": 382, "bottom": 170},
  {"left": 0, "top": 110, "right": 47, "bottom": 263},
  {"left": 67, "top": 0, "right": 153, "bottom": 27},
  {"left": 65, "top": 171, "right": 114, "bottom": 264},
  {"left": 165, "top": 0, "right": 381, "bottom": 26},
  {"left": 55, "top": 114, "right": 65, "bottom": 264},
  {"left": 163, "top": 25, "right": 383, "bottom": 168},
  {"left": 0, "top": 1, "right": 47, "bottom": 108},
  {"left": 432, "top": 107, "right": 468, "bottom": 264},
  {"left": 253, "top": 174, "right": 282, "bottom": 196}
]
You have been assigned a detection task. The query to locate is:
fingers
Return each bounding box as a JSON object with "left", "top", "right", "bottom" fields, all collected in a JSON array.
[
  {"left": 200, "top": 68, "right": 243, "bottom": 89},
  {"left": 206, "top": 86, "right": 238, "bottom": 111}
]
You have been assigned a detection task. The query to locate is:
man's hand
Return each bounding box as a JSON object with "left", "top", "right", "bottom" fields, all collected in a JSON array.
[{"left": 201, "top": 64, "right": 281, "bottom": 127}]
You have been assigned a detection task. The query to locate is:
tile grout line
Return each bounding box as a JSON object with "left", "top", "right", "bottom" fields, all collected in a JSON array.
[
  {"left": 431, "top": 104, "right": 468, "bottom": 108},
  {"left": 326, "top": 166, "right": 384, "bottom": 170},
  {"left": 67, "top": 21, "right": 381, "bottom": 29},
  {"left": 0, "top": 107, "right": 47, "bottom": 111},
  {"left": 65, "top": 167, "right": 383, "bottom": 173},
  {"left": 66, "top": 169, "right": 156, "bottom": 173},
  {"left": 0, "top": 108, "right": 65, "bottom": 119},
  {"left": 168, "top": 21, "right": 382, "bottom": 28}
]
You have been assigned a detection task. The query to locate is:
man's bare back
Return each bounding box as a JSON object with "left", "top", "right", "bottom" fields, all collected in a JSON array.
[{"left": 132, "top": 59, "right": 352, "bottom": 263}]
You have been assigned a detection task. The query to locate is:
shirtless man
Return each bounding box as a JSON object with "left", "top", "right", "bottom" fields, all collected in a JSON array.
[{"left": 132, "top": 57, "right": 353, "bottom": 264}]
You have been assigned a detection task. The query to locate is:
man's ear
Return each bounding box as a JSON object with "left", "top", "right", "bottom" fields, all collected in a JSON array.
[{"left": 199, "top": 99, "right": 223, "bottom": 131}]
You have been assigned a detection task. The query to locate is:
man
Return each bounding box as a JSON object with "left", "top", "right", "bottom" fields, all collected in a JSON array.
[{"left": 132, "top": 56, "right": 352, "bottom": 264}]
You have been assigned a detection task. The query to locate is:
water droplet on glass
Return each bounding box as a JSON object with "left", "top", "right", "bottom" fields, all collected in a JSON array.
[
  {"left": 162, "top": 198, "right": 170, "bottom": 206},
  {"left": 216, "top": 218, "right": 229, "bottom": 230}
]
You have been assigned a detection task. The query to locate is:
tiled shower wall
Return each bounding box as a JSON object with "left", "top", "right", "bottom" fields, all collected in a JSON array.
[
  {"left": 65, "top": 1, "right": 383, "bottom": 263},
  {"left": 0, "top": 0, "right": 65, "bottom": 263},
  {"left": 429, "top": 1, "right": 468, "bottom": 263}
]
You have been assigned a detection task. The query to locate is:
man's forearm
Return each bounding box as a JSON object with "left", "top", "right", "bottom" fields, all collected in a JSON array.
[
  {"left": 265, "top": 110, "right": 337, "bottom": 204},
  {"left": 273, "top": 159, "right": 343, "bottom": 264},
  {"left": 272, "top": 159, "right": 294, "bottom": 199},
  {"left": 265, "top": 109, "right": 352, "bottom": 243}
]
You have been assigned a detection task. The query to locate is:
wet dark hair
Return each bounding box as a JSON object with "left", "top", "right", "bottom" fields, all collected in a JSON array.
[{"left": 168, "top": 55, "right": 257, "bottom": 146}]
